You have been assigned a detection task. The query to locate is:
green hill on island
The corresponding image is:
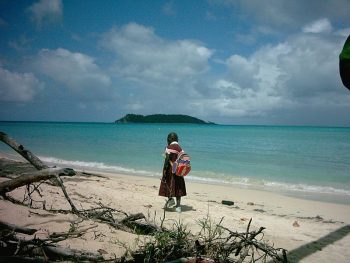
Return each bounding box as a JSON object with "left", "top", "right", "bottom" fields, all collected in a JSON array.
[{"left": 115, "top": 114, "right": 214, "bottom": 124}]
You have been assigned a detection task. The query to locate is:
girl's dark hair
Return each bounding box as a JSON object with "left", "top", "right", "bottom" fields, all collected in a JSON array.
[{"left": 167, "top": 132, "right": 178, "bottom": 145}]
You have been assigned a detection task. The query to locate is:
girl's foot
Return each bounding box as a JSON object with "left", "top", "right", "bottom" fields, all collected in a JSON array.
[{"left": 166, "top": 198, "right": 175, "bottom": 208}]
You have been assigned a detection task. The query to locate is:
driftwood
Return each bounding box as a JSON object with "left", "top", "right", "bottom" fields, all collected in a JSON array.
[
  {"left": 218, "top": 218, "right": 287, "bottom": 262},
  {"left": 0, "top": 256, "right": 47, "bottom": 263},
  {"left": 0, "top": 132, "right": 48, "bottom": 170},
  {"left": 0, "top": 132, "right": 163, "bottom": 261},
  {"left": 0, "top": 168, "right": 75, "bottom": 196},
  {"left": 0, "top": 131, "right": 78, "bottom": 212},
  {"left": 0, "top": 221, "right": 103, "bottom": 262},
  {"left": 0, "top": 131, "right": 62, "bottom": 187},
  {"left": 165, "top": 257, "right": 215, "bottom": 263},
  {"left": 0, "top": 220, "right": 37, "bottom": 235},
  {"left": 77, "top": 205, "right": 159, "bottom": 235},
  {"left": 42, "top": 245, "right": 104, "bottom": 261},
  {"left": 135, "top": 216, "right": 287, "bottom": 263}
]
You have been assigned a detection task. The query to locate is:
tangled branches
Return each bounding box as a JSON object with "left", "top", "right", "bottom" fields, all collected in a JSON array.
[
  {"left": 0, "top": 220, "right": 103, "bottom": 262},
  {"left": 133, "top": 216, "right": 287, "bottom": 263}
]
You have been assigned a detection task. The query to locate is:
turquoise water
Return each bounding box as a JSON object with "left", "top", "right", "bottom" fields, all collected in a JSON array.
[{"left": 1, "top": 122, "right": 350, "bottom": 204}]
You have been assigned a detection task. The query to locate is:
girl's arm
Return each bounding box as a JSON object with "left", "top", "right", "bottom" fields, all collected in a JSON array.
[{"left": 163, "top": 153, "right": 170, "bottom": 176}]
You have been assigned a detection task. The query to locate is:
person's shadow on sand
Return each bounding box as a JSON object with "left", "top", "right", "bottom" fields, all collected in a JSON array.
[{"left": 164, "top": 205, "right": 196, "bottom": 212}]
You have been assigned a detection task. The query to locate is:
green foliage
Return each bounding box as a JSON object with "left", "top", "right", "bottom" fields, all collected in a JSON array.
[
  {"left": 140, "top": 221, "right": 193, "bottom": 263},
  {"left": 131, "top": 216, "right": 287, "bottom": 263},
  {"left": 115, "top": 114, "right": 214, "bottom": 124}
]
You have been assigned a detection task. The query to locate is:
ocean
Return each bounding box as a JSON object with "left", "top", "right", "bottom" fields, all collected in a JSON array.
[{"left": 0, "top": 122, "right": 349, "bottom": 204}]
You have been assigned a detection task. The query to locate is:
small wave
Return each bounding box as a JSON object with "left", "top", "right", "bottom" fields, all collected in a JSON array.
[
  {"left": 264, "top": 181, "right": 350, "bottom": 196},
  {"left": 188, "top": 171, "right": 350, "bottom": 196},
  {"left": 39, "top": 156, "right": 350, "bottom": 197},
  {"left": 39, "top": 156, "right": 158, "bottom": 177}
]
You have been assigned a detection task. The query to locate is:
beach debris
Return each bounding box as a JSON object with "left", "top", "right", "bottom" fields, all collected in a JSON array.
[
  {"left": 315, "top": 215, "right": 323, "bottom": 221},
  {"left": 240, "top": 217, "right": 249, "bottom": 221},
  {"left": 297, "top": 215, "right": 325, "bottom": 222},
  {"left": 136, "top": 217, "right": 287, "bottom": 263},
  {"left": 293, "top": 221, "right": 300, "bottom": 227},
  {"left": 253, "top": 208, "right": 266, "bottom": 213},
  {"left": 0, "top": 220, "right": 37, "bottom": 235},
  {"left": 97, "top": 248, "right": 108, "bottom": 255},
  {"left": 165, "top": 257, "right": 215, "bottom": 263},
  {"left": 247, "top": 202, "right": 254, "bottom": 206},
  {"left": 0, "top": 220, "right": 104, "bottom": 262},
  {"left": 0, "top": 132, "right": 48, "bottom": 170},
  {"left": 0, "top": 131, "right": 78, "bottom": 212},
  {"left": 295, "top": 215, "right": 340, "bottom": 224},
  {"left": 221, "top": 200, "right": 234, "bottom": 206},
  {"left": 0, "top": 132, "right": 161, "bottom": 234}
]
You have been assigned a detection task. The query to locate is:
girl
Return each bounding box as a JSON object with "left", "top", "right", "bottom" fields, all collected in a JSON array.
[{"left": 158, "top": 132, "right": 187, "bottom": 212}]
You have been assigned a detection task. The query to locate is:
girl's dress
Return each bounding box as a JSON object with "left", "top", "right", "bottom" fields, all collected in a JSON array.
[{"left": 158, "top": 142, "right": 187, "bottom": 198}]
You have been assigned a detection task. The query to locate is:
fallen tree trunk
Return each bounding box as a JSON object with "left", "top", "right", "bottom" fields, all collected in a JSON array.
[
  {"left": 0, "top": 132, "right": 48, "bottom": 170},
  {"left": 0, "top": 168, "right": 75, "bottom": 196},
  {"left": 0, "top": 256, "right": 47, "bottom": 263},
  {"left": 0, "top": 220, "right": 37, "bottom": 235},
  {"left": 42, "top": 245, "right": 104, "bottom": 261},
  {"left": 0, "top": 222, "right": 103, "bottom": 262}
]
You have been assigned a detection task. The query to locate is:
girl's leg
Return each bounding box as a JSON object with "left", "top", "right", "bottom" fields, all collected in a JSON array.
[
  {"left": 175, "top": 197, "right": 182, "bottom": 212},
  {"left": 176, "top": 197, "right": 181, "bottom": 207}
]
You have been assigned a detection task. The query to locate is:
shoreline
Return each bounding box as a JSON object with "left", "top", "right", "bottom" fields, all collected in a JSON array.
[
  {"left": 2, "top": 152, "right": 350, "bottom": 223},
  {"left": 2, "top": 151, "right": 350, "bottom": 206},
  {"left": 1, "top": 155, "right": 350, "bottom": 262}
]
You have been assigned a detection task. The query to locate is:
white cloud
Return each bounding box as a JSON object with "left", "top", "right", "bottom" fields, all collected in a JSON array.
[
  {"left": 98, "top": 22, "right": 349, "bottom": 123},
  {"left": 0, "top": 66, "right": 43, "bottom": 102},
  {"left": 99, "top": 23, "right": 214, "bottom": 113},
  {"left": 211, "top": 0, "right": 350, "bottom": 33},
  {"left": 302, "top": 18, "right": 332, "bottom": 33},
  {"left": 197, "top": 33, "right": 350, "bottom": 120},
  {"left": 34, "top": 48, "right": 111, "bottom": 90},
  {"left": 101, "top": 23, "right": 213, "bottom": 85},
  {"left": 27, "top": 0, "right": 62, "bottom": 27}
]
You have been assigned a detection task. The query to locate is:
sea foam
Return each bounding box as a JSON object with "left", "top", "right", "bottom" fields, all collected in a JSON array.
[
  {"left": 40, "top": 155, "right": 350, "bottom": 197},
  {"left": 40, "top": 156, "right": 158, "bottom": 177}
]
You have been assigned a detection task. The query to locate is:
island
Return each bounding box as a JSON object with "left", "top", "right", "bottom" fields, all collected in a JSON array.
[{"left": 115, "top": 114, "right": 215, "bottom": 124}]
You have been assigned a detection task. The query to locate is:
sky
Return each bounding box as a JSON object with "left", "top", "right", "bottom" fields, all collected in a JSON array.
[{"left": 0, "top": 0, "right": 350, "bottom": 126}]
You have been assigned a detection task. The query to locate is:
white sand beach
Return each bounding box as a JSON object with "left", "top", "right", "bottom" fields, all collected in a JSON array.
[{"left": 1, "top": 153, "right": 350, "bottom": 262}]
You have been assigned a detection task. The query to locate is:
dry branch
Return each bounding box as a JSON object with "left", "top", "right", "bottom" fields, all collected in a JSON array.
[
  {"left": 0, "top": 221, "right": 103, "bottom": 262},
  {"left": 0, "top": 132, "right": 77, "bottom": 212},
  {"left": 0, "top": 220, "right": 37, "bottom": 235},
  {"left": 0, "top": 168, "right": 75, "bottom": 196},
  {"left": 137, "top": 216, "right": 287, "bottom": 263},
  {"left": 53, "top": 174, "right": 78, "bottom": 213},
  {"left": 42, "top": 245, "right": 104, "bottom": 261},
  {"left": 0, "top": 256, "right": 47, "bottom": 263},
  {"left": 0, "top": 132, "right": 48, "bottom": 170}
]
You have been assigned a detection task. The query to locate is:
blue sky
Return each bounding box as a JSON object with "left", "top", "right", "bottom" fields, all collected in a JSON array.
[{"left": 0, "top": 0, "right": 350, "bottom": 125}]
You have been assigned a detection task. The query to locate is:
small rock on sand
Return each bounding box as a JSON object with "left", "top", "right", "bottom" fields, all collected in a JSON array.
[{"left": 293, "top": 221, "right": 300, "bottom": 227}]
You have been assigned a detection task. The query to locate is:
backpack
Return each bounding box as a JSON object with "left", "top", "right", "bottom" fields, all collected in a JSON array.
[{"left": 171, "top": 150, "right": 191, "bottom": 176}]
